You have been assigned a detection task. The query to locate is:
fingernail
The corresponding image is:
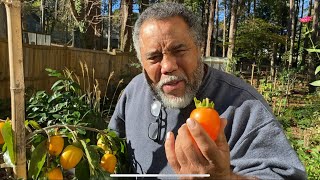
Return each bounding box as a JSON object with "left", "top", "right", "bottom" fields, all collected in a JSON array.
[
  {"left": 187, "top": 118, "right": 195, "bottom": 129},
  {"left": 166, "top": 132, "right": 171, "bottom": 140}
]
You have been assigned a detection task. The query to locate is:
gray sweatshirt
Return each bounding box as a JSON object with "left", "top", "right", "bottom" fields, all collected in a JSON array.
[{"left": 109, "top": 65, "right": 307, "bottom": 179}]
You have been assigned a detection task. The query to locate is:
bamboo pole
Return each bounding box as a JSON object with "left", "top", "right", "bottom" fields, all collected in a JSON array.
[{"left": 3, "top": 0, "right": 27, "bottom": 178}]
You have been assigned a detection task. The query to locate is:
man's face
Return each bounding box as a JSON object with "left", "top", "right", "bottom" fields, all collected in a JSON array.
[{"left": 139, "top": 16, "right": 203, "bottom": 109}]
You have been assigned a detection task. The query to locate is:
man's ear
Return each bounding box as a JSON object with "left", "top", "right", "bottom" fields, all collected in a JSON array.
[{"left": 199, "top": 46, "right": 205, "bottom": 57}]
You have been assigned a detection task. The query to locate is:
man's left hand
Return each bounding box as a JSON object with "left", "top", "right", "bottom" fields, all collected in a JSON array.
[{"left": 165, "top": 118, "right": 231, "bottom": 179}]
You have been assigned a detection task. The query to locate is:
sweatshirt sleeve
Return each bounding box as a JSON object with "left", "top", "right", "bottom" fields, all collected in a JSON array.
[
  {"left": 222, "top": 100, "right": 307, "bottom": 180},
  {"left": 108, "top": 89, "right": 127, "bottom": 138}
]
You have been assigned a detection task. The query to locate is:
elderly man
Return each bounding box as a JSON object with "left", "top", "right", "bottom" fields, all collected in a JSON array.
[{"left": 109, "top": 2, "right": 306, "bottom": 179}]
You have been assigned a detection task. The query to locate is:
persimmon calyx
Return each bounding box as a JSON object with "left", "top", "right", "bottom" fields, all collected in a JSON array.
[{"left": 194, "top": 97, "right": 215, "bottom": 109}]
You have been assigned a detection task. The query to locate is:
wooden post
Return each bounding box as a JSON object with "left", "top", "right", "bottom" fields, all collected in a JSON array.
[
  {"left": 3, "top": 0, "right": 26, "bottom": 178},
  {"left": 273, "top": 68, "right": 278, "bottom": 91},
  {"left": 250, "top": 63, "right": 256, "bottom": 86}
]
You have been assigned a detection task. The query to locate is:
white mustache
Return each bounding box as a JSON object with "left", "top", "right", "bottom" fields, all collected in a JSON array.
[{"left": 157, "top": 75, "right": 187, "bottom": 88}]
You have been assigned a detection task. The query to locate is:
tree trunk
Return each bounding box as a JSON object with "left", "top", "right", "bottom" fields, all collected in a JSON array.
[
  {"left": 308, "top": 0, "right": 319, "bottom": 93},
  {"left": 311, "top": 0, "right": 319, "bottom": 50},
  {"left": 222, "top": 0, "right": 226, "bottom": 57},
  {"left": 301, "top": 0, "right": 313, "bottom": 67},
  {"left": 120, "top": 0, "right": 133, "bottom": 52},
  {"left": 68, "top": 0, "right": 102, "bottom": 49},
  {"left": 227, "top": 0, "right": 237, "bottom": 67},
  {"left": 227, "top": 0, "right": 245, "bottom": 72},
  {"left": 0, "top": 4, "right": 7, "bottom": 39},
  {"left": 49, "top": 0, "right": 59, "bottom": 34},
  {"left": 86, "top": 0, "right": 102, "bottom": 50},
  {"left": 5, "top": 0, "right": 26, "bottom": 178},
  {"left": 292, "top": 0, "right": 300, "bottom": 67},
  {"left": 296, "top": 0, "right": 304, "bottom": 64},
  {"left": 41, "top": 0, "right": 46, "bottom": 33},
  {"left": 288, "top": 0, "right": 295, "bottom": 67},
  {"left": 140, "top": 0, "right": 149, "bottom": 13},
  {"left": 213, "top": 0, "right": 219, "bottom": 56},
  {"left": 206, "top": 0, "right": 216, "bottom": 57},
  {"left": 271, "top": 43, "right": 278, "bottom": 79},
  {"left": 246, "top": 0, "right": 251, "bottom": 17},
  {"left": 201, "top": 0, "right": 210, "bottom": 56},
  {"left": 107, "top": 0, "right": 113, "bottom": 51},
  {"left": 253, "top": 0, "right": 256, "bottom": 16}
]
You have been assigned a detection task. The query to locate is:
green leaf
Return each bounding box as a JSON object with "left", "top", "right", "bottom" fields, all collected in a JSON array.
[
  {"left": 46, "top": 68, "right": 62, "bottom": 77},
  {"left": 48, "top": 92, "right": 63, "bottom": 103},
  {"left": 28, "top": 120, "right": 42, "bottom": 130},
  {"left": 51, "top": 80, "right": 64, "bottom": 90},
  {"left": 306, "top": 48, "right": 320, "bottom": 53},
  {"left": 28, "top": 140, "right": 47, "bottom": 179},
  {"left": 80, "top": 140, "right": 100, "bottom": 175},
  {"left": 51, "top": 82, "right": 66, "bottom": 92},
  {"left": 90, "top": 167, "right": 111, "bottom": 180},
  {"left": 310, "top": 80, "right": 320, "bottom": 87},
  {"left": 35, "top": 91, "right": 47, "bottom": 98},
  {"left": 2, "top": 143, "right": 7, "bottom": 153},
  {"left": 2, "top": 122, "right": 15, "bottom": 163},
  {"left": 77, "top": 128, "right": 87, "bottom": 135},
  {"left": 52, "top": 114, "right": 63, "bottom": 119},
  {"left": 75, "top": 159, "right": 91, "bottom": 180},
  {"left": 315, "top": 65, "right": 320, "bottom": 75}
]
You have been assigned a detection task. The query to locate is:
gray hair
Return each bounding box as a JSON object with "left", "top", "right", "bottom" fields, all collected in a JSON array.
[{"left": 133, "top": 2, "right": 203, "bottom": 62}]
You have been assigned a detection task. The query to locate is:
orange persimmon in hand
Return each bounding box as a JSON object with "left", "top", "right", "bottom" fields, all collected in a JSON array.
[{"left": 189, "top": 97, "right": 221, "bottom": 140}]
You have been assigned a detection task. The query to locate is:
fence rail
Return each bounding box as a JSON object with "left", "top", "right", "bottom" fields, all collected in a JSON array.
[{"left": 0, "top": 40, "right": 141, "bottom": 99}]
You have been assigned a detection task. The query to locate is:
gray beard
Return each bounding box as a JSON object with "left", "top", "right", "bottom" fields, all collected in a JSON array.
[{"left": 147, "top": 61, "right": 204, "bottom": 109}]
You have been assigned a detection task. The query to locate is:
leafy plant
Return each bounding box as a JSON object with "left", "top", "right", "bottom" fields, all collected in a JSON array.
[
  {"left": 299, "top": 16, "right": 320, "bottom": 87},
  {"left": 311, "top": 66, "right": 320, "bottom": 87},
  {"left": 17, "top": 62, "right": 130, "bottom": 179},
  {"left": 26, "top": 62, "right": 123, "bottom": 134},
  {"left": 26, "top": 68, "right": 93, "bottom": 128},
  {"left": 288, "top": 135, "right": 320, "bottom": 179},
  {"left": 278, "top": 92, "right": 320, "bottom": 178}
]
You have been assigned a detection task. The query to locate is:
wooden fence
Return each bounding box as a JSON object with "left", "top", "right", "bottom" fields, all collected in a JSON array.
[{"left": 0, "top": 39, "right": 141, "bottom": 99}]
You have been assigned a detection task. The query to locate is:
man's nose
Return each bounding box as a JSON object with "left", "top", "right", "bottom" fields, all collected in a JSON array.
[{"left": 160, "top": 54, "right": 178, "bottom": 74}]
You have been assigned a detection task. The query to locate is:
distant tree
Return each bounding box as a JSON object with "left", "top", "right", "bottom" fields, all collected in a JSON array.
[
  {"left": 235, "top": 18, "right": 285, "bottom": 64},
  {"left": 206, "top": 0, "right": 216, "bottom": 57},
  {"left": 235, "top": 18, "right": 285, "bottom": 83},
  {"left": 119, "top": 0, "right": 133, "bottom": 52},
  {"left": 227, "top": 0, "right": 237, "bottom": 64},
  {"left": 254, "top": 0, "right": 289, "bottom": 68},
  {"left": 296, "top": 0, "right": 305, "bottom": 65},
  {"left": 227, "top": 0, "right": 245, "bottom": 71},
  {"left": 213, "top": 0, "right": 219, "bottom": 56},
  {"left": 140, "top": 0, "right": 149, "bottom": 13},
  {"left": 301, "top": 0, "right": 313, "bottom": 67},
  {"left": 107, "top": 0, "right": 113, "bottom": 51},
  {"left": 20, "top": 0, "right": 104, "bottom": 49},
  {"left": 288, "top": 0, "right": 296, "bottom": 67},
  {"left": 222, "top": 0, "right": 227, "bottom": 57},
  {"left": 68, "top": 0, "right": 103, "bottom": 49}
]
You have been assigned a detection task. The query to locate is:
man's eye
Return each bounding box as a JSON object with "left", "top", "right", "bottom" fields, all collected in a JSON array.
[
  {"left": 148, "top": 55, "right": 162, "bottom": 61},
  {"left": 174, "top": 49, "right": 187, "bottom": 55}
]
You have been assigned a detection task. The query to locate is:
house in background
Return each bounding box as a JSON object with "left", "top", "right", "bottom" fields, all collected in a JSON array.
[{"left": 22, "top": 12, "right": 51, "bottom": 46}]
